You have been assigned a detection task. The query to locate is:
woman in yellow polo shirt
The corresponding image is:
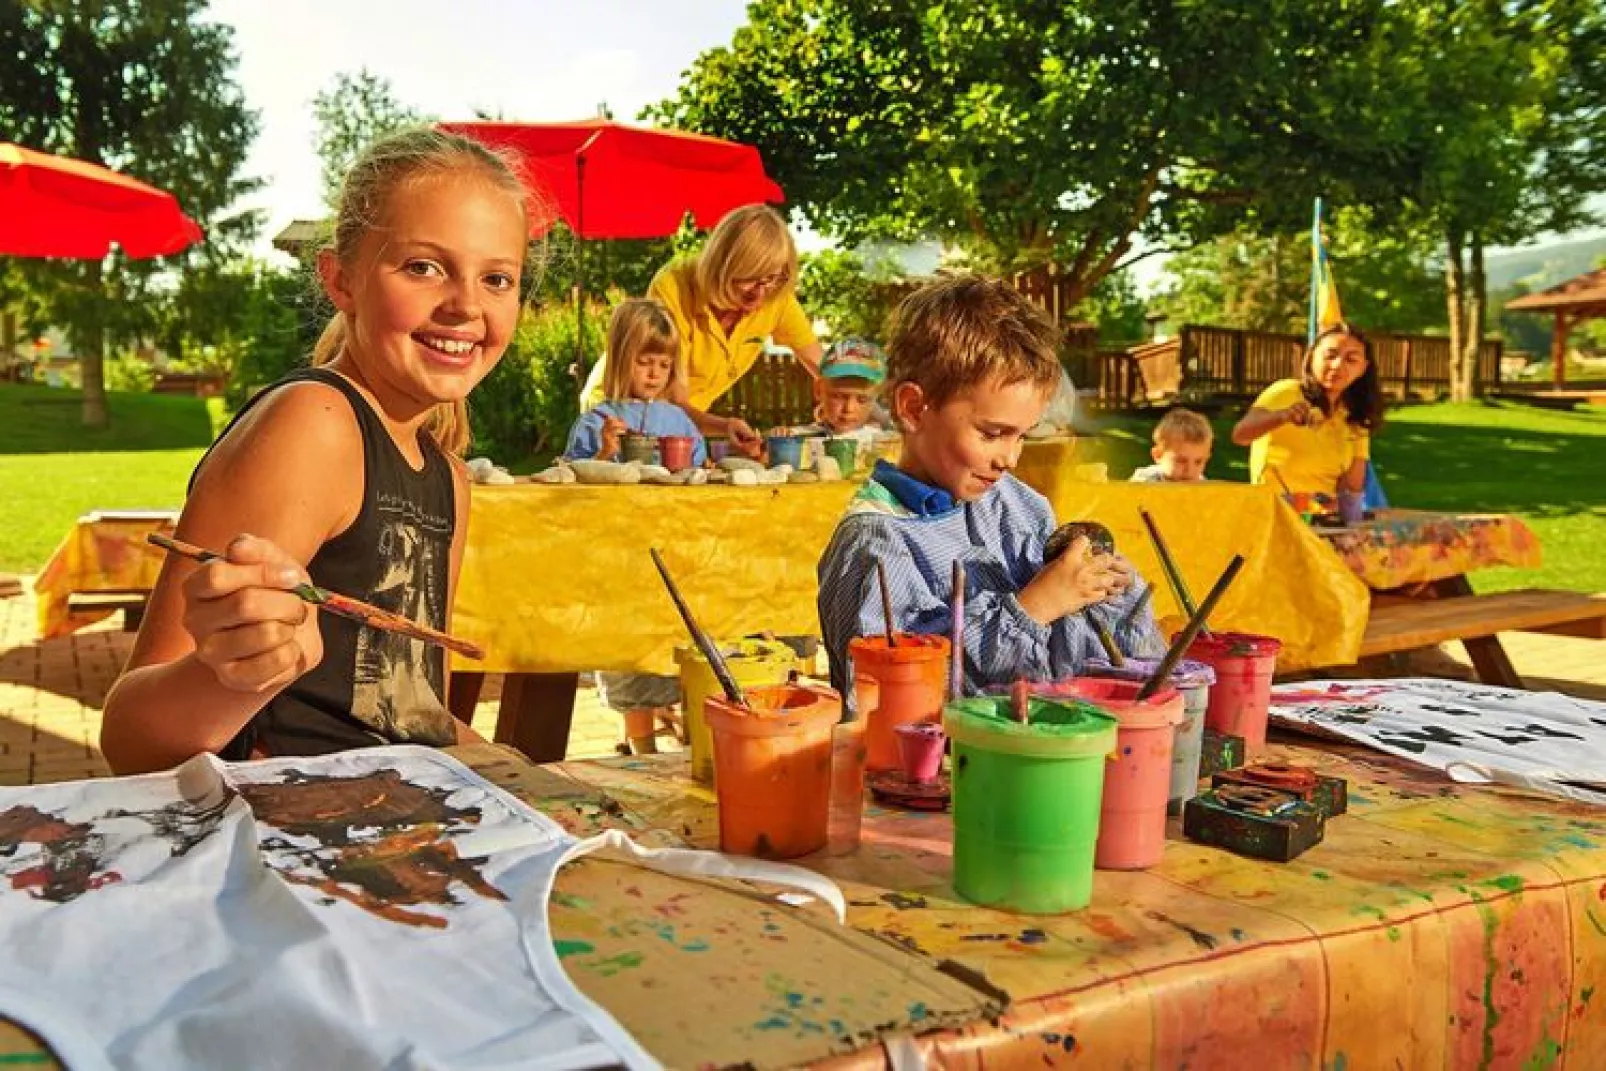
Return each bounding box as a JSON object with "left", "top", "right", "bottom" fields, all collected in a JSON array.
[
  {"left": 1231, "top": 323, "right": 1383, "bottom": 497},
  {"left": 583, "top": 205, "right": 823, "bottom": 454}
]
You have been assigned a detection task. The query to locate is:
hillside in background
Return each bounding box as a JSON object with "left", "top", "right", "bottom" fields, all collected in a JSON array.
[{"left": 1486, "top": 234, "right": 1606, "bottom": 291}]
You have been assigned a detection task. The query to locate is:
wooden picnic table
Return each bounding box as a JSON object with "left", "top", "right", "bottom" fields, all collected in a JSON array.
[
  {"left": 33, "top": 511, "right": 177, "bottom": 638},
  {"left": 1313, "top": 508, "right": 1541, "bottom": 590},
  {"left": 8, "top": 735, "right": 1603, "bottom": 1068}
]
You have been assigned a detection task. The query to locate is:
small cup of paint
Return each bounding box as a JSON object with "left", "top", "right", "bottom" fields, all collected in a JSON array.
[
  {"left": 658, "top": 434, "right": 696, "bottom": 472},
  {"left": 706, "top": 438, "right": 731, "bottom": 464},
  {"left": 848, "top": 634, "right": 951, "bottom": 773},
  {"left": 621, "top": 432, "right": 658, "bottom": 465},
  {"left": 894, "top": 721, "right": 946, "bottom": 783},
  {"left": 1184, "top": 631, "right": 1283, "bottom": 757},
  {"left": 1338, "top": 490, "right": 1366, "bottom": 526},
  {"left": 824, "top": 436, "right": 859, "bottom": 477},
  {"left": 766, "top": 434, "right": 804, "bottom": 470}
]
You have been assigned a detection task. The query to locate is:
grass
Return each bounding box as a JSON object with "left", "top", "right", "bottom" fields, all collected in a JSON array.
[
  {"left": 0, "top": 384, "right": 224, "bottom": 572},
  {"left": 2, "top": 384, "right": 1602, "bottom": 596},
  {"left": 1081, "top": 398, "right": 1606, "bottom": 595}
]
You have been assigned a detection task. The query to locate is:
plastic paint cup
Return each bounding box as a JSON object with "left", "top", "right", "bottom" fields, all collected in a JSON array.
[
  {"left": 848, "top": 634, "right": 950, "bottom": 773},
  {"left": 824, "top": 436, "right": 859, "bottom": 477},
  {"left": 1082, "top": 658, "right": 1216, "bottom": 814},
  {"left": 1184, "top": 631, "right": 1284, "bottom": 757},
  {"left": 1059, "top": 677, "right": 1184, "bottom": 870},
  {"left": 828, "top": 718, "right": 868, "bottom": 855},
  {"left": 659, "top": 435, "right": 696, "bottom": 472},
  {"left": 705, "top": 683, "right": 840, "bottom": 859},
  {"left": 766, "top": 434, "right": 804, "bottom": 470},
  {"left": 677, "top": 638, "right": 797, "bottom": 785},
  {"left": 1338, "top": 490, "right": 1366, "bottom": 526},
  {"left": 707, "top": 438, "right": 731, "bottom": 463},
  {"left": 895, "top": 721, "right": 946, "bottom": 783},
  {"left": 621, "top": 432, "right": 658, "bottom": 465},
  {"left": 945, "top": 696, "right": 1118, "bottom": 914}
]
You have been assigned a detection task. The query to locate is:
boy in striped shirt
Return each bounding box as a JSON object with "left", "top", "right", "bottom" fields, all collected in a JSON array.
[{"left": 816, "top": 275, "right": 1162, "bottom": 702}]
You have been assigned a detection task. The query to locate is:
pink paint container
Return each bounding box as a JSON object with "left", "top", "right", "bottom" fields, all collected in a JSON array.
[
  {"left": 659, "top": 435, "right": 696, "bottom": 472},
  {"left": 1059, "top": 677, "right": 1184, "bottom": 870},
  {"left": 895, "top": 721, "right": 946, "bottom": 783},
  {"left": 1184, "top": 632, "right": 1284, "bottom": 757}
]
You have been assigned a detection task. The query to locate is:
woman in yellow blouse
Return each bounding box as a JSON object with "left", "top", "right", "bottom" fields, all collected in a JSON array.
[
  {"left": 583, "top": 205, "right": 824, "bottom": 454},
  {"left": 1231, "top": 323, "right": 1383, "bottom": 497}
]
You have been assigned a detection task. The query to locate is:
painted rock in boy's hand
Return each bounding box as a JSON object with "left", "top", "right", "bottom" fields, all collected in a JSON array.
[{"left": 1044, "top": 521, "right": 1116, "bottom": 561}]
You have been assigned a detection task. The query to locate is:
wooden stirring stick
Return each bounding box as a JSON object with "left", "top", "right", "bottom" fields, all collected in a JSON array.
[
  {"left": 949, "top": 560, "right": 965, "bottom": 700},
  {"left": 1136, "top": 555, "right": 1245, "bottom": 700},
  {"left": 876, "top": 561, "right": 898, "bottom": 647},
  {"left": 1087, "top": 612, "right": 1125, "bottom": 667},
  {"left": 147, "top": 533, "right": 484, "bottom": 659},
  {"left": 650, "top": 548, "right": 746, "bottom": 707},
  {"left": 1010, "top": 678, "right": 1032, "bottom": 725}
]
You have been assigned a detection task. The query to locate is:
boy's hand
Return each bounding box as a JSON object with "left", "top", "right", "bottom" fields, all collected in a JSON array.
[
  {"left": 181, "top": 534, "right": 323, "bottom": 694},
  {"left": 1282, "top": 400, "right": 1314, "bottom": 427},
  {"left": 597, "top": 416, "right": 628, "bottom": 460},
  {"left": 1019, "top": 536, "right": 1126, "bottom": 625}
]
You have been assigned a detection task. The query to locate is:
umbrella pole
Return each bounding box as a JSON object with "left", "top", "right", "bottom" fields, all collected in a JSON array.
[{"left": 573, "top": 156, "right": 587, "bottom": 394}]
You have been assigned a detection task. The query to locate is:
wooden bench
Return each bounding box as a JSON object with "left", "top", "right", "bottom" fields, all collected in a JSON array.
[
  {"left": 66, "top": 591, "right": 151, "bottom": 632},
  {"left": 1359, "top": 587, "right": 1606, "bottom": 687}
]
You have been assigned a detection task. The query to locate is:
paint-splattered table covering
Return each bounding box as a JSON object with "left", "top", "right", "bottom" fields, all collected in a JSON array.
[
  {"left": 1314, "top": 509, "right": 1542, "bottom": 590},
  {"left": 534, "top": 739, "right": 1606, "bottom": 1069},
  {"left": 33, "top": 511, "right": 177, "bottom": 639}
]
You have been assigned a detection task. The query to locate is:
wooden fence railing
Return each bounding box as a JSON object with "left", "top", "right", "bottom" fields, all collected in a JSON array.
[{"left": 709, "top": 351, "right": 817, "bottom": 430}]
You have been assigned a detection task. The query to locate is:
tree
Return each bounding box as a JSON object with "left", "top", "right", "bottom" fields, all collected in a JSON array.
[
  {"left": 650, "top": 0, "right": 1412, "bottom": 307},
  {"left": 312, "top": 70, "right": 428, "bottom": 208},
  {"left": 0, "top": 0, "right": 260, "bottom": 426}
]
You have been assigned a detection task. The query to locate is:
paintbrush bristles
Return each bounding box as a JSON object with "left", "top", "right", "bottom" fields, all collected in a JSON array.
[
  {"left": 649, "top": 548, "right": 747, "bottom": 707},
  {"left": 876, "top": 561, "right": 898, "bottom": 648}
]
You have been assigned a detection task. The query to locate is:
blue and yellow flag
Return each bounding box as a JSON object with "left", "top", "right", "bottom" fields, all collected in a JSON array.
[{"left": 1308, "top": 198, "right": 1344, "bottom": 344}]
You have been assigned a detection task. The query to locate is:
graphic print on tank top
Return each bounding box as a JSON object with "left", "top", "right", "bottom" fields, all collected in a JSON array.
[{"left": 351, "top": 490, "right": 452, "bottom": 741}]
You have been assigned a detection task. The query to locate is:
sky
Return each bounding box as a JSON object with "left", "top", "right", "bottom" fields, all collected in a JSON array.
[{"left": 208, "top": 0, "right": 754, "bottom": 262}]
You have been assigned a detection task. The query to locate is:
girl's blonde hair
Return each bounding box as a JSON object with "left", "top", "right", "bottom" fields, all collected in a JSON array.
[
  {"left": 691, "top": 204, "right": 798, "bottom": 313},
  {"left": 311, "top": 127, "right": 532, "bottom": 456},
  {"left": 602, "top": 299, "right": 680, "bottom": 401}
]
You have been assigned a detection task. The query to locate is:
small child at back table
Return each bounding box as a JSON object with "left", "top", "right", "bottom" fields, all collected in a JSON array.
[
  {"left": 565, "top": 299, "right": 706, "bottom": 467},
  {"left": 794, "top": 337, "right": 893, "bottom": 447},
  {"left": 101, "top": 128, "right": 537, "bottom": 773},
  {"left": 817, "top": 275, "right": 1164, "bottom": 702},
  {"left": 1130, "top": 408, "right": 1213, "bottom": 483}
]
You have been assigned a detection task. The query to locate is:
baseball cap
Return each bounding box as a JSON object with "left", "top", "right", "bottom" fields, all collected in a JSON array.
[{"left": 820, "top": 337, "right": 886, "bottom": 384}]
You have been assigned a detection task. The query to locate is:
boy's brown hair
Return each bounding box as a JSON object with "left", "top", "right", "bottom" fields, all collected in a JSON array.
[
  {"left": 886, "top": 274, "right": 1062, "bottom": 409},
  {"left": 1153, "top": 408, "right": 1213, "bottom": 449}
]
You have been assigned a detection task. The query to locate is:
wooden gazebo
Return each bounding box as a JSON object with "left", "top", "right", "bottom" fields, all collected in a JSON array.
[{"left": 1504, "top": 268, "right": 1606, "bottom": 389}]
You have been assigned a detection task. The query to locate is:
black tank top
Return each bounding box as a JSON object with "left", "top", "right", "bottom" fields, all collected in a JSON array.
[{"left": 193, "top": 367, "right": 458, "bottom": 758}]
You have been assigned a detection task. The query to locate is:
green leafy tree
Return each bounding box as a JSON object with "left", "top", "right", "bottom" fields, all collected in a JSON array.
[
  {"left": 312, "top": 69, "right": 428, "bottom": 208},
  {"left": 0, "top": 0, "right": 260, "bottom": 426},
  {"left": 651, "top": 0, "right": 1409, "bottom": 307}
]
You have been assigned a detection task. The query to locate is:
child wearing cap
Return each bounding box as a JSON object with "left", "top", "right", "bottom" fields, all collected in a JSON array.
[{"left": 794, "top": 337, "right": 894, "bottom": 446}]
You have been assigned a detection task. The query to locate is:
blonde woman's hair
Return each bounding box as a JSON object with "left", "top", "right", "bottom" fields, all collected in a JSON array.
[
  {"left": 311, "top": 126, "right": 533, "bottom": 455},
  {"left": 886, "top": 274, "right": 1062, "bottom": 411},
  {"left": 692, "top": 204, "right": 797, "bottom": 313},
  {"left": 1153, "top": 408, "right": 1214, "bottom": 448},
  {"left": 602, "top": 299, "right": 681, "bottom": 401}
]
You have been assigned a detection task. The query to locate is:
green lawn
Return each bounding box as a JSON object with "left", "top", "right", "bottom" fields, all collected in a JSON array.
[
  {"left": 0, "top": 385, "right": 222, "bottom": 572},
  {"left": 1082, "top": 399, "right": 1606, "bottom": 595}
]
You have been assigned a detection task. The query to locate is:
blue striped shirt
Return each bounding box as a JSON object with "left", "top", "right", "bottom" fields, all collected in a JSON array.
[{"left": 817, "top": 473, "right": 1164, "bottom": 704}]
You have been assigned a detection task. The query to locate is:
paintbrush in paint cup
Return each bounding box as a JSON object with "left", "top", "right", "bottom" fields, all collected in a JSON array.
[
  {"left": 949, "top": 560, "right": 965, "bottom": 701},
  {"left": 876, "top": 561, "right": 898, "bottom": 648},
  {"left": 1138, "top": 508, "right": 1212, "bottom": 639},
  {"left": 1136, "top": 554, "right": 1244, "bottom": 701},
  {"left": 146, "top": 533, "right": 485, "bottom": 660},
  {"left": 649, "top": 547, "right": 747, "bottom": 707}
]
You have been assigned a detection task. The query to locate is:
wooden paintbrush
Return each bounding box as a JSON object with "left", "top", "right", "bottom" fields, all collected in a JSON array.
[
  {"left": 1138, "top": 507, "right": 1212, "bottom": 639},
  {"left": 1087, "top": 612, "right": 1125, "bottom": 667},
  {"left": 147, "top": 533, "right": 484, "bottom": 660},
  {"left": 876, "top": 561, "right": 898, "bottom": 648},
  {"left": 949, "top": 560, "right": 965, "bottom": 701},
  {"left": 1268, "top": 466, "right": 1295, "bottom": 499},
  {"left": 650, "top": 548, "right": 746, "bottom": 707},
  {"left": 1136, "top": 555, "right": 1245, "bottom": 700}
]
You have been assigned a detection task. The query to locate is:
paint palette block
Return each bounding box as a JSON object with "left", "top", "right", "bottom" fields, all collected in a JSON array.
[
  {"left": 1183, "top": 785, "right": 1326, "bottom": 862},
  {"left": 1198, "top": 729, "right": 1247, "bottom": 778},
  {"left": 1212, "top": 763, "right": 1348, "bottom": 820}
]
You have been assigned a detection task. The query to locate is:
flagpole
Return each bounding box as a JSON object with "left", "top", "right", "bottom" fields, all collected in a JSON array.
[{"left": 1308, "top": 197, "right": 1322, "bottom": 346}]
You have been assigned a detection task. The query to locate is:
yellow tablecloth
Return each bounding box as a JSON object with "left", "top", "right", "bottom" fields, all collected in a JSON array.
[
  {"left": 33, "top": 512, "right": 177, "bottom": 639},
  {"left": 455, "top": 468, "right": 1369, "bottom": 675},
  {"left": 536, "top": 739, "right": 1606, "bottom": 1068},
  {"left": 1317, "top": 509, "right": 1543, "bottom": 590}
]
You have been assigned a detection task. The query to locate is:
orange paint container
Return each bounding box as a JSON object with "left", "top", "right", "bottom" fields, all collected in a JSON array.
[
  {"left": 705, "top": 683, "right": 840, "bottom": 859},
  {"left": 847, "top": 634, "right": 951, "bottom": 773}
]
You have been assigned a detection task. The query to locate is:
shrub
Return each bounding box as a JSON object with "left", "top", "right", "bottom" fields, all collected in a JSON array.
[
  {"left": 468, "top": 299, "right": 607, "bottom": 465},
  {"left": 104, "top": 352, "right": 156, "bottom": 393}
]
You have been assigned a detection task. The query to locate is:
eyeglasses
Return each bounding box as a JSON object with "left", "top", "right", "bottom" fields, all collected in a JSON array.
[{"left": 735, "top": 271, "right": 790, "bottom": 291}]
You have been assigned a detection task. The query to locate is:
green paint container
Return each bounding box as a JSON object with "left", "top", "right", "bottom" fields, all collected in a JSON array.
[
  {"left": 824, "top": 436, "right": 859, "bottom": 477},
  {"left": 945, "top": 696, "right": 1118, "bottom": 914}
]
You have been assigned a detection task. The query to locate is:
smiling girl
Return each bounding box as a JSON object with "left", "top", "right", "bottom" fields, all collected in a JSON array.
[
  {"left": 101, "top": 129, "right": 534, "bottom": 773},
  {"left": 1231, "top": 323, "right": 1384, "bottom": 498},
  {"left": 564, "top": 299, "right": 705, "bottom": 466}
]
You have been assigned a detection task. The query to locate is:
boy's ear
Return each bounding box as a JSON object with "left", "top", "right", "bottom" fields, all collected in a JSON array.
[
  {"left": 892, "top": 381, "right": 927, "bottom": 431},
  {"left": 812, "top": 377, "right": 828, "bottom": 402},
  {"left": 317, "top": 249, "right": 355, "bottom": 315},
  {"left": 1151, "top": 443, "right": 1165, "bottom": 463}
]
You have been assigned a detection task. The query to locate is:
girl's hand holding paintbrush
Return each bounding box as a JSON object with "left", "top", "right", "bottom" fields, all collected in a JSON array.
[{"left": 173, "top": 533, "right": 326, "bottom": 694}]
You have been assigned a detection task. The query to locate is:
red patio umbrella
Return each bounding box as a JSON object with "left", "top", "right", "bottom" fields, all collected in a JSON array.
[
  {"left": 0, "top": 142, "right": 203, "bottom": 259},
  {"left": 439, "top": 119, "right": 784, "bottom": 373}
]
